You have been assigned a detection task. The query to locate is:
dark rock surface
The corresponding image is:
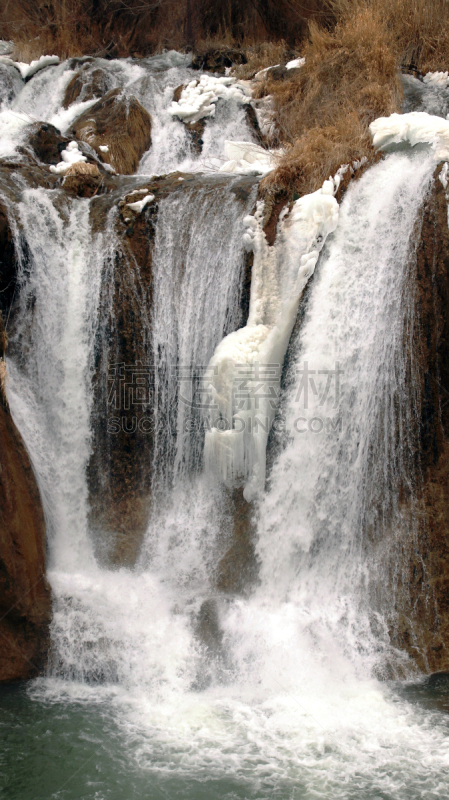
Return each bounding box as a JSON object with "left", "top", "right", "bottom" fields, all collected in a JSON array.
[
  {"left": 0, "top": 314, "right": 51, "bottom": 683},
  {"left": 191, "top": 48, "right": 247, "bottom": 74}
]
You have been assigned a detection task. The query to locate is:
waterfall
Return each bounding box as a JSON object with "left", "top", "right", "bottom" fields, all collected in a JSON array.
[
  {"left": 7, "top": 189, "right": 101, "bottom": 571},
  {"left": 3, "top": 50, "right": 449, "bottom": 800},
  {"left": 150, "top": 177, "right": 257, "bottom": 489},
  {"left": 245, "top": 150, "right": 436, "bottom": 678}
]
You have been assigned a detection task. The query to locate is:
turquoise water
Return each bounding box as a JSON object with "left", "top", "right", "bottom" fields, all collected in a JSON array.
[{"left": 1, "top": 678, "right": 449, "bottom": 800}]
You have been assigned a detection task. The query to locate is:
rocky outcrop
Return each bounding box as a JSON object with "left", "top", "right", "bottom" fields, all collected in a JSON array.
[
  {"left": 70, "top": 89, "right": 152, "bottom": 174},
  {"left": 26, "top": 122, "right": 69, "bottom": 166},
  {"left": 0, "top": 313, "right": 51, "bottom": 682},
  {"left": 63, "top": 65, "right": 114, "bottom": 109},
  {"left": 63, "top": 162, "right": 102, "bottom": 197},
  {"left": 214, "top": 489, "right": 259, "bottom": 595},
  {"left": 373, "top": 169, "right": 449, "bottom": 674}
]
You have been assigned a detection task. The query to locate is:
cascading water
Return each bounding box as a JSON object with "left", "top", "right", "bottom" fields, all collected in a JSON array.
[
  {"left": 2, "top": 50, "right": 449, "bottom": 800},
  {"left": 6, "top": 189, "right": 100, "bottom": 571}
]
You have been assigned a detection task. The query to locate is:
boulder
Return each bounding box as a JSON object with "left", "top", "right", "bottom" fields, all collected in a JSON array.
[
  {"left": 70, "top": 89, "right": 152, "bottom": 175},
  {"left": 63, "top": 161, "right": 102, "bottom": 198},
  {"left": 0, "top": 313, "right": 51, "bottom": 682},
  {"left": 25, "top": 122, "right": 69, "bottom": 166},
  {"left": 63, "top": 65, "right": 114, "bottom": 109}
]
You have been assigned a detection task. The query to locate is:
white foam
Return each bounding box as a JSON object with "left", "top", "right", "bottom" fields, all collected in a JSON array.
[
  {"left": 49, "top": 96, "right": 99, "bottom": 133},
  {"left": 370, "top": 110, "right": 449, "bottom": 160},
  {"left": 0, "top": 108, "right": 32, "bottom": 156}
]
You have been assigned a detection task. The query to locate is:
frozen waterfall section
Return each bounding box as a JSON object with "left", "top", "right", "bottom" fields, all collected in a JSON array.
[{"left": 205, "top": 180, "right": 339, "bottom": 501}]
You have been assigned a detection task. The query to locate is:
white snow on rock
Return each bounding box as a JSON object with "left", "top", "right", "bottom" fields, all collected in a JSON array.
[
  {"left": 49, "top": 141, "right": 87, "bottom": 174},
  {"left": 99, "top": 145, "right": 109, "bottom": 153},
  {"left": 423, "top": 71, "right": 449, "bottom": 87},
  {"left": 219, "top": 140, "right": 275, "bottom": 174},
  {"left": 204, "top": 177, "right": 340, "bottom": 501},
  {"left": 126, "top": 194, "right": 155, "bottom": 213},
  {"left": 170, "top": 75, "right": 250, "bottom": 124},
  {"left": 369, "top": 111, "right": 449, "bottom": 160},
  {"left": 254, "top": 64, "right": 280, "bottom": 80},
  {"left": 0, "top": 54, "right": 60, "bottom": 80},
  {"left": 286, "top": 57, "right": 305, "bottom": 70}
]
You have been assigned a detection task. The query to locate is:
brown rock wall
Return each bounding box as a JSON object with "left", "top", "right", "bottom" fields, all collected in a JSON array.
[{"left": 0, "top": 314, "right": 50, "bottom": 682}]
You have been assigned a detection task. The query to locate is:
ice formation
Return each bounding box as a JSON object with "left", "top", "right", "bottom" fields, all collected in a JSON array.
[
  {"left": 49, "top": 141, "right": 87, "bottom": 174},
  {"left": 423, "top": 71, "right": 449, "bottom": 87},
  {"left": 219, "top": 140, "right": 275, "bottom": 174},
  {"left": 369, "top": 111, "right": 449, "bottom": 160},
  {"left": 286, "top": 58, "right": 305, "bottom": 70},
  {"left": 0, "top": 54, "right": 60, "bottom": 80},
  {"left": 126, "top": 194, "right": 155, "bottom": 213},
  {"left": 204, "top": 177, "right": 340, "bottom": 500},
  {"left": 169, "top": 75, "right": 249, "bottom": 124}
]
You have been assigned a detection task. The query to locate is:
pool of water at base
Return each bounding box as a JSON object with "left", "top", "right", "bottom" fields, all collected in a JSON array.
[{"left": 1, "top": 678, "right": 449, "bottom": 800}]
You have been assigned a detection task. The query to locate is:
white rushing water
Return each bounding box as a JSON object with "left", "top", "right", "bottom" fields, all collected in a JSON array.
[
  {"left": 26, "top": 149, "right": 449, "bottom": 800},
  {"left": 6, "top": 189, "right": 101, "bottom": 571},
  {"left": 2, "top": 52, "right": 449, "bottom": 800}
]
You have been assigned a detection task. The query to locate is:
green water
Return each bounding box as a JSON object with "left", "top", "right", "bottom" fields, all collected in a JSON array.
[{"left": 1, "top": 679, "right": 449, "bottom": 800}]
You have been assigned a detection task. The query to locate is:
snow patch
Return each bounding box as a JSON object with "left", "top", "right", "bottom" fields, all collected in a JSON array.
[
  {"left": 0, "top": 54, "right": 60, "bottom": 80},
  {"left": 170, "top": 75, "right": 249, "bottom": 125},
  {"left": 286, "top": 58, "right": 305, "bottom": 70},
  {"left": 99, "top": 145, "right": 109, "bottom": 153},
  {"left": 204, "top": 176, "right": 340, "bottom": 501},
  {"left": 126, "top": 194, "right": 155, "bottom": 213},
  {"left": 49, "top": 141, "right": 87, "bottom": 174},
  {"left": 423, "top": 71, "right": 449, "bottom": 87},
  {"left": 219, "top": 140, "right": 275, "bottom": 174},
  {"left": 369, "top": 111, "right": 449, "bottom": 160}
]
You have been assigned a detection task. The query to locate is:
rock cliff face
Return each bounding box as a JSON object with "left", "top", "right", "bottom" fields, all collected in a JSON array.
[
  {"left": 372, "top": 169, "right": 449, "bottom": 674},
  {"left": 0, "top": 314, "right": 51, "bottom": 683}
]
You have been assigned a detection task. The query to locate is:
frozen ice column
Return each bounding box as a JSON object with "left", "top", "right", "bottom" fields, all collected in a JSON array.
[{"left": 204, "top": 180, "right": 340, "bottom": 501}]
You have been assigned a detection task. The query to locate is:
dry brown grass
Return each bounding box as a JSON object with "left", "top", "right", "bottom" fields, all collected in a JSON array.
[
  {"left": 0, "top": 0, "right": 329, "bottom": 59},
  {"left": 326, "top": 0, "right": 449, "bottom": 73},
  {"left": 260, "top": 5, "right": 404, "bottom": 196}
]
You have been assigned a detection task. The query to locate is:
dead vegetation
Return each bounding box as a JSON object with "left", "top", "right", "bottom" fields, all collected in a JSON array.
[
  {"left": 2, "top": 0, "right": 449, "bottom": 198},
  {"left": 260, "top": 5, "right": 403, "bottom": 197},
  {"left": 0, "top": 0, "right": 328, "bottom": 60}
]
